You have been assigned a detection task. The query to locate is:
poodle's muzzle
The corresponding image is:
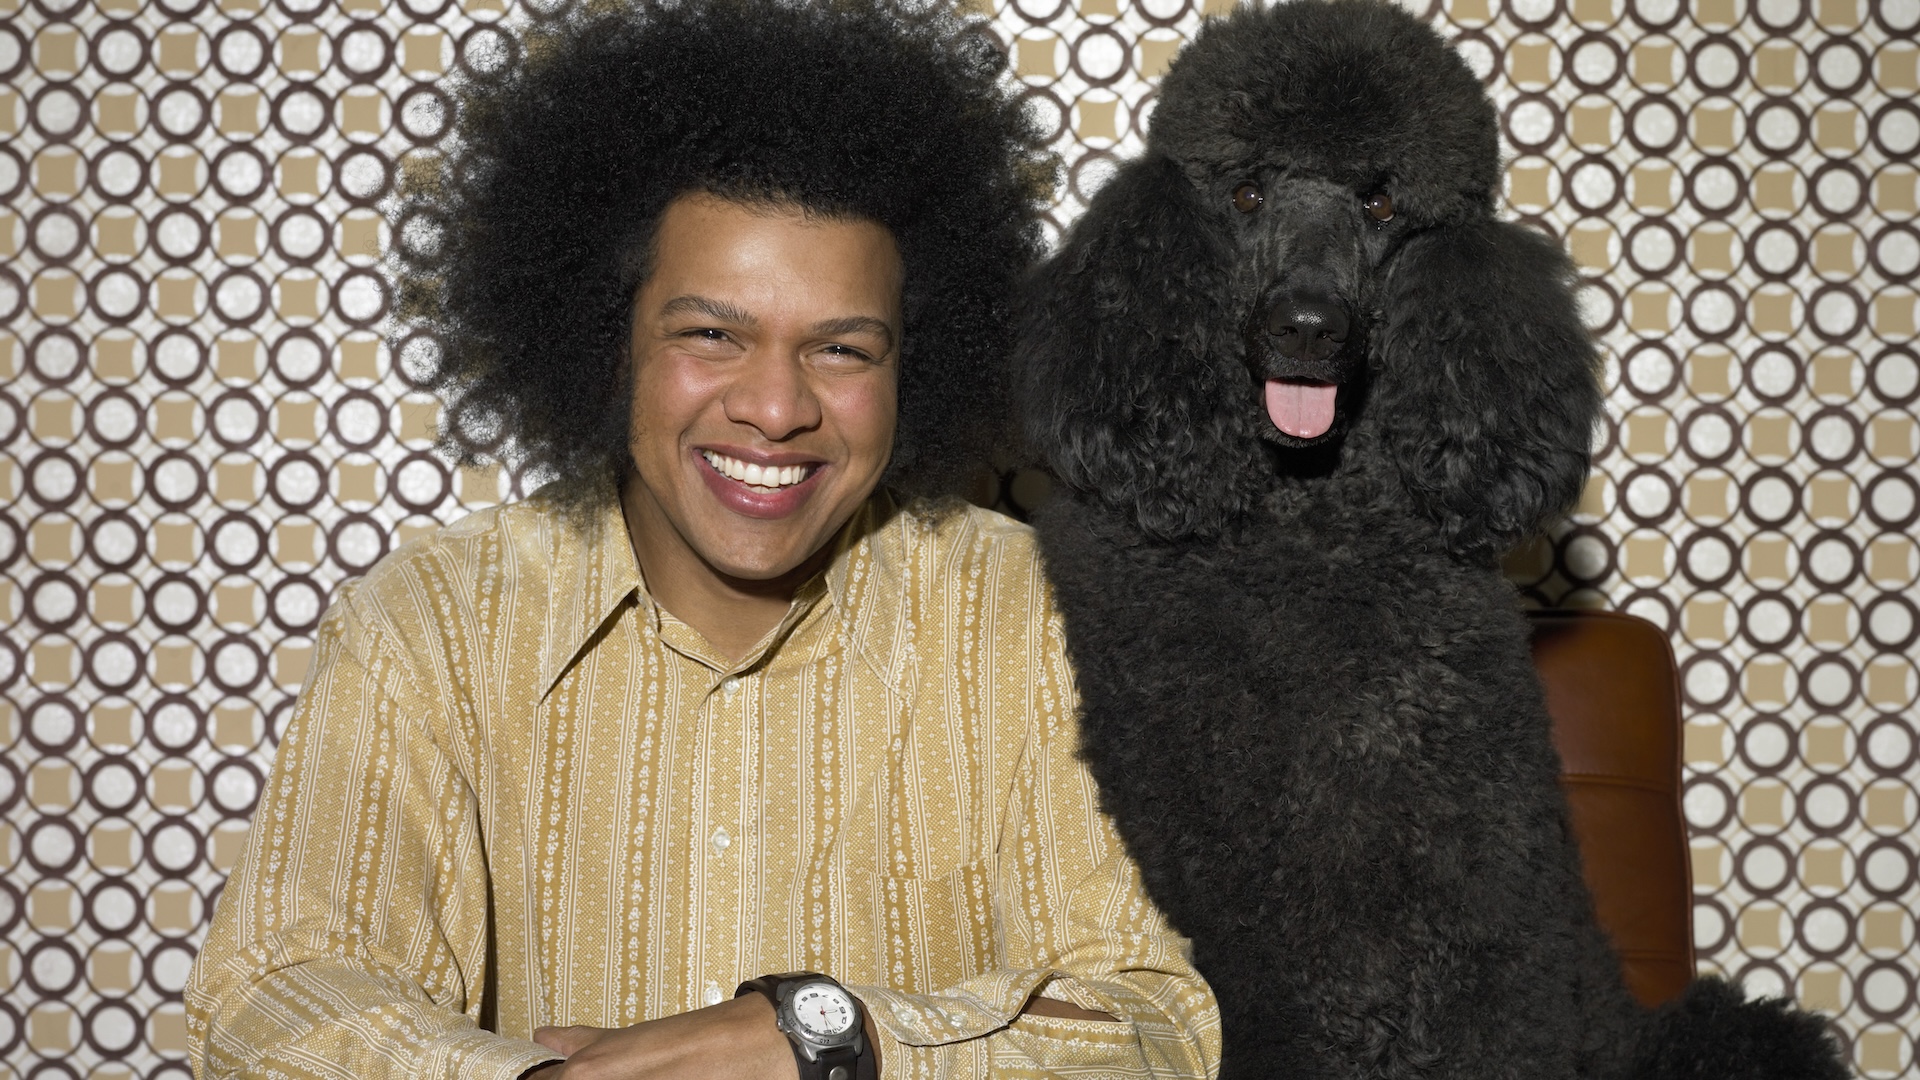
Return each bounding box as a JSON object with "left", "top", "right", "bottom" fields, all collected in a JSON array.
[
  {"left": 1248, "top": 289, "right": 1365, "bottom": 447},
  {"left": 1237, "top": 181, "right": 1377, "bottom": 449}
]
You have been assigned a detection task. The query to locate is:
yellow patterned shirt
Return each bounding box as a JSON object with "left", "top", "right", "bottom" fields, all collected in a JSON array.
[{"left": 186, "top": 490, "right": 1220, "bottom": 1079}]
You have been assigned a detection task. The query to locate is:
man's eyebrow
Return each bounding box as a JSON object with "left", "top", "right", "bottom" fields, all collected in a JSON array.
[
  {"left": 656, "top": 294, "right": 758, "bottom": 326},
  {"left": 658, "top": 297, "right": 896, "bottom": 351},
  {"left": 810, "top": 315, "right": 896, "bottom": 351}
]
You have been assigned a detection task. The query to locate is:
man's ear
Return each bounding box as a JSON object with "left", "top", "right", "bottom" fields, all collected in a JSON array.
[
  {"left": 1017, "top": 154, "right": 1249, "bottom": 540},
  {"left": 1370, "top": 218, "right": 1602, "bottom": 559}
]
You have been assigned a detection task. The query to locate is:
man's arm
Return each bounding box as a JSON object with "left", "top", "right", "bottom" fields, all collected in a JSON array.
[
  {"left": 515, "top": 994, "right": 794, "bottom": 1079},
  {"left": 840, "top": 719, "right": 1222, "bottom": 1080},
  {"left": 185, "top": 584, "right": 562, "bottom": 1080},
  {"left": 812, "top": 570, "right": 1219, "bottom": 1079},
  {"left": 510, "top": 970, "right": 1112, "bottom": 1079}
]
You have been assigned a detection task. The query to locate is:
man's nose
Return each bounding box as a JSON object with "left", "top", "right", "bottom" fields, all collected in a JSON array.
[{"left": 723, "top": 350, "right": 824, "bottom": 440}]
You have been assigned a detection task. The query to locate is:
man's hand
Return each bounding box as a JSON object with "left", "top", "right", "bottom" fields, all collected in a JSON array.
[
  {"left": 526, "top": 993, "right": 798, "bottom": 1080},
  {"left": 1021, "top": 996, "right": 1118, "bottom": 1023}
]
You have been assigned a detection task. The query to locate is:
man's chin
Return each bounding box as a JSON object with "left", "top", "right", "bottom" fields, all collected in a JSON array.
[
  {"left": 703, "top": 541, "right": 836, "bottom": 592},
  {"left": 691, "top": 510, "right": 848, "bottom": 586}
]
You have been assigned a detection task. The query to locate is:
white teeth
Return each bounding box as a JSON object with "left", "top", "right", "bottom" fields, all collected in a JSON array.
[{"left": 702, "top": 451, "right": 811, "bottom": 490}]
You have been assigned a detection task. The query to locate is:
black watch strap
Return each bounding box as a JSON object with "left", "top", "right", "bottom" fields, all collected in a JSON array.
[
  {"left": 806, "top": 1043, "right": 860, "bottom": 1080},
  {"left": 736, "top": 973, "right": 876, "bottom": 1080}
]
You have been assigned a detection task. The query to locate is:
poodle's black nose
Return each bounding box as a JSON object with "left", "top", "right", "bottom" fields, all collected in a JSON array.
[{"left": 1265, "top": 295, "right": 1350, "bottom": 364}]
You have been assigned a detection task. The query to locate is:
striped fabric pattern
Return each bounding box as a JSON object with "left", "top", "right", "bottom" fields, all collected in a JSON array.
[{"left": 183, "top": 490, "right": 1222, "bottom": 1079}]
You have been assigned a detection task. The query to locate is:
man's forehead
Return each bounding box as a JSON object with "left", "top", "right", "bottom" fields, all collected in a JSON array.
[{"left": 638, "top": 195, "right": 905, "bottom": 314}]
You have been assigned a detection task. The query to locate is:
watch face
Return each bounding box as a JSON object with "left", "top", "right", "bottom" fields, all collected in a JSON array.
[{"left": 787, "top": 982, "right": 858, "bottom": 1040}]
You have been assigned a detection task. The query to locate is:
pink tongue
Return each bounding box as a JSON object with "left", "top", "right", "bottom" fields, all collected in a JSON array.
[{"left": 1265, "top": 380, "right": 1339, "bottom": 438}]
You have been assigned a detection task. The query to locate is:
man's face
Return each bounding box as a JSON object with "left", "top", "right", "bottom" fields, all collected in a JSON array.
[{"left": 624, "top": 193, "right": 903, "bottom": 585}]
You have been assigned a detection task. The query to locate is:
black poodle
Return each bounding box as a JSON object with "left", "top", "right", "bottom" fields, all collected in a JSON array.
[{"left": 1017, "top": 2, "right": 1850, "bottom": 1078}]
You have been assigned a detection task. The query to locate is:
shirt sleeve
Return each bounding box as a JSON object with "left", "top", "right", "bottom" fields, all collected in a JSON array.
[
  {"left": 184, "top": 582, "right": 562, "bottom": 1080},
  {"left": 844, "top": 587, "right": 1223, "bottom": 1080}
]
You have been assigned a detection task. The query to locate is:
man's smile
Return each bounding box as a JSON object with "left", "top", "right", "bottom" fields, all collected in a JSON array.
[
  {"left": 693, "top": 445, "right": 830, "bottom": 520},
  {"left": 700, "top": 449, "right": 820, "bottom": 491}
]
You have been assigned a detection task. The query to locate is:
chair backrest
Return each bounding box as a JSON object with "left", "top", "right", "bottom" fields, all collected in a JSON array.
[{"left": 1526, "top": 608, "right": 1694, "bottom": 1008}]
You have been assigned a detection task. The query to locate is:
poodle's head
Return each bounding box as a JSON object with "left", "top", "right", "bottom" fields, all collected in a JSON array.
[
  {"left": 1020, "top": 0, "right": 1600, "bottom": 559},
  {"left": 1150, "top": 0, "right": 1500, "bottom": 236}
]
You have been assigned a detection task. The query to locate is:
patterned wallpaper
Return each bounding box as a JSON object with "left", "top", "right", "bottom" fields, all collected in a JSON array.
[{"left": 0, "top": 0, "right": 1914, "bottom": 1074}]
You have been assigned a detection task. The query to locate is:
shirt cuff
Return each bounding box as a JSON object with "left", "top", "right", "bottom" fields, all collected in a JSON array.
[
  {"left": 845, "top": 968, "right": 1052, "bottom": 1046},
  {"left": 422, "top": 1029, "right": 564, "bottom": 1079}
]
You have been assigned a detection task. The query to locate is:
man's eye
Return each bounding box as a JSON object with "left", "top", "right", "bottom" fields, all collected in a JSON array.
[
  {"left": 821, "top": 344, "right": 874, "bottom": 361},
  {"left": 674, "top": 327, "right": 739, "bottom": 349}
]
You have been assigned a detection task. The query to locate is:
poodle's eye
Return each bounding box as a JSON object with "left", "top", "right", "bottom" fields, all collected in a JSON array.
[
  {"left": 1364, "top": 192, "right": 1395, "bottom": 222},
  {"left": 1231, "top": 183, "right": 1264, "bottom": 214}
]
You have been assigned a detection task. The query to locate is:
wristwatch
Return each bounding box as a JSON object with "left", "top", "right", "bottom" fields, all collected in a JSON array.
[{"left": 736, "top": 972, "right": 875, "bottom": 1080}]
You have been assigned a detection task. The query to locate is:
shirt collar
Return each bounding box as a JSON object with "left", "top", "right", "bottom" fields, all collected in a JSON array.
[
  {"left": 538, "top": 486, "right": 647, "bottom": 698},
  {"left": 819, "top": 490, "right": 919, "bottom": 697},
  {"left": 538, "top": 485, "right": 906, "bottom": 697}
]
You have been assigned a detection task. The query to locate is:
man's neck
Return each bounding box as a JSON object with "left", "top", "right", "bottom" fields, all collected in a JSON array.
[{"left": 619, "top": 476, "right": 832, "bottom": 664}]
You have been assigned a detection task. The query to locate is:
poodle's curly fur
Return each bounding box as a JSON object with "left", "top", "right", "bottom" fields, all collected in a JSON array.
[
  {"left": 1018, "top": 3, "right": 1850, "bottom": 1078},
  {"left": 393, "top": 0, "right": 1051, "bottom": 511}
]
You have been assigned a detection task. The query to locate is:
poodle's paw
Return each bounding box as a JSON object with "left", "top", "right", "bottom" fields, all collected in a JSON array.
[{"left": 1635, "top": 976, "right": 1850, "bottom": 1080}]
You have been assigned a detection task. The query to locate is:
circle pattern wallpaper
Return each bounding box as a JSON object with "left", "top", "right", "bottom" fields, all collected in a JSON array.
[{"left": 1, "top": 0, "right": 1916, "bottom": 1074}]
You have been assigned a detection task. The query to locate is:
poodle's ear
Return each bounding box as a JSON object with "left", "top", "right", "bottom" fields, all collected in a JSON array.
[
  {"left": 1018, "top": 154, "right": 1248, "bottom": 539},
  {"left": 1372, "top": 218, "right": 1602, "bottom": 559}
]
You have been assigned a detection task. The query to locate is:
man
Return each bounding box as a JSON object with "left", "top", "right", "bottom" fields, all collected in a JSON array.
[{"left": 185, "top": 2, "right": 1221, "bottom": 1077}]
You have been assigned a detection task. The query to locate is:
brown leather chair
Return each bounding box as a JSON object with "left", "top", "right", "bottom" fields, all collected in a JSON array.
[{"left": 1527, "top": 608, "right": 1694, "bottom": 1008}]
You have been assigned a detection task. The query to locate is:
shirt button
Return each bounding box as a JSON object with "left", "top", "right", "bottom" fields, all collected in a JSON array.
[
  {"left": 704, "top": 982, "right": 725, "bottom": 1007},
  {"left": 719, "top": 676, "right": 740, "bottom": 699},
  {"left": 710, "top": 826, "right": 731, "bottom": 854}
]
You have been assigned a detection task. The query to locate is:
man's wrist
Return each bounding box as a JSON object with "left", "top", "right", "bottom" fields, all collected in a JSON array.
[{"left": 738, "top": 972, "right": 876, "bottom": 1080}]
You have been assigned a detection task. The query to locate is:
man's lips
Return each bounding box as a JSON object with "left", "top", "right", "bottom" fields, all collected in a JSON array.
[{"left": 695, "top": 448, "right": 825, "bottom": 520}]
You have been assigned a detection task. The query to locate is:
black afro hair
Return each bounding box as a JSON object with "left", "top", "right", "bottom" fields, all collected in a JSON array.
[{"left": 393, "top": 0, "right": 1053, "bottom": 512}]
